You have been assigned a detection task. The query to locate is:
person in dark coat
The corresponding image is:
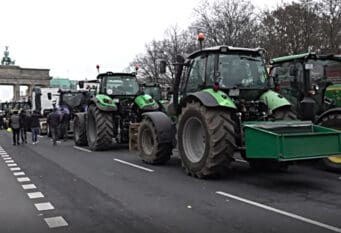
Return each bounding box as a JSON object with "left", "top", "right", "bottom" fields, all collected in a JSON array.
[
  {"left": 0, "top": 112, "right": 4, "bottom": 130},
  {"left": 30, "top": 110, "right": 41, "bottom": 144},
  {"left": 19, "top": 110, "right": 30, "bottom": 144},
  {"left": 60, "top": 106, "right": 70, "bottom": 141},
  {"left": 9, "top": 110, "right": 20, "bottom": 145},
  {"left": 47, "top": 108, "right": 61, "bottom": 145}
]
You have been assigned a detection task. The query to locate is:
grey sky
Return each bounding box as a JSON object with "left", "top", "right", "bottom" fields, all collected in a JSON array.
[{"left": 0, "top": 0, "right": 290, "bottom": 101}]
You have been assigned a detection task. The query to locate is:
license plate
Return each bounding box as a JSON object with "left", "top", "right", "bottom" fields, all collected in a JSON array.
[
  {"left": 113, "top": 98, "right": 119, "bottom": 103},
  {"left": 229, "top": 88, "right": 240, "bottom": 96}
]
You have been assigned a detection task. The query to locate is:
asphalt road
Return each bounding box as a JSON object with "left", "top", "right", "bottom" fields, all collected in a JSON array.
[{"left": 0, "top": 130, "right": 340, "bottom": 233}]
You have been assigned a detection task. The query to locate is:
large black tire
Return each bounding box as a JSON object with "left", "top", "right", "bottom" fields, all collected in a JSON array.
[
  {"left": 318, "top": 113, "right": 341, "bottom": 172},
  {"left": 177, "top": 102, "right": 236, "bottom": 178},
  {"left": 86, "top": 104, "right": 114, "bottom": 151},
  {"left": 74, "top": 114, "right": 88, "bottom": 146},
  {"left": 272, "top": 107, "right": 297, "bottom": 120},
  {"left": 137, "top": 118, "right": 172, "bottom": 164}
]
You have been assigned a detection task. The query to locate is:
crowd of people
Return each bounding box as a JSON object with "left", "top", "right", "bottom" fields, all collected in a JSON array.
[{"left": 5, "top": 107, "right": 70, "bottom": 146}]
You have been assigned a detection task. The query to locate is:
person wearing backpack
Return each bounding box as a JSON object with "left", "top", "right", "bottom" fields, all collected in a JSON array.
[{"left": 9, "top": 110, "right": 20, "bottom": 145}]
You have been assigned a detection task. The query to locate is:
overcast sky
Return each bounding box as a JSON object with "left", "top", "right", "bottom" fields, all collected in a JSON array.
[{"left": 0, "top": 0, "right": 290, "bottom": 101}]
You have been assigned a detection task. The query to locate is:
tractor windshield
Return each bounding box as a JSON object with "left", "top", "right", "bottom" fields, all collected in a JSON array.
[
  {"left": 105, "top": 76, "right": 139, "bottom": 96},
  {"left": 217, "top": 54, "right": 268, "bottom": 88},
  {"left": 143, "top": 86, "right": 161, "bottom": 100},
  {"left": 307, "top": 59, "right": 341, "bottom": 84},
  {"left": 61, "top": 92, "right": 85, "bottom": 108}
]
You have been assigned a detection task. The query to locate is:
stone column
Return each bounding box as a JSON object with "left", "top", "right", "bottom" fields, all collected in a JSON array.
[{"left": 13, "top": 84, "right": 20, "bottom": 101}]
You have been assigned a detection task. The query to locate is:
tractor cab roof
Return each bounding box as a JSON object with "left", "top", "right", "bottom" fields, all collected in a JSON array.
[
  {"left": 96, "top": 72, "right": 136, "bottom": 80},
  {"left": 187, "top": 46, "right": 265, "bottom": 59},
  {"left": 271, "top": 52, "right": 341, "bottom": 64}
]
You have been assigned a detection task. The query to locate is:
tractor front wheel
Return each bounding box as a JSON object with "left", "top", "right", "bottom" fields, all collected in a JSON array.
[
  {"left": 318, "top": 113, "right": 341, "bottom": 172},
  {"left": 87, "top": 104, "right": 114, "bottom": 151},
  {"left": 138, "top": 118, "right": 172, "bottom": 164},
  {"left": 74, "top": 114, "right": 88, "bottom": 146},
  {"left": 178, "top": 102, "right": 236, "bottom": 178}
]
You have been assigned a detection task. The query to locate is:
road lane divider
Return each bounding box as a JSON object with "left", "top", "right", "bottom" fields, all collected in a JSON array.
[
  {"left": 27, "top": 192, "right": 45, "bottom": 199},
  {"left": 216, "top": 191, "right": 341, "bottom": 233},
  {"left": 34, "top": 202, "right": 55, "bottom": 211},
  {"left": 10, "top": 167, "right": 21, "bottom": 171},
  {"left": 73, "top": 146, "right": 92, "bottom": 153},
  {"left": 114, "top": 159, "right": 154, "bottom": 172},
  {"left": 17, "top": 177, "right": 31, "bottom": 182},
  {"left": 0, "top": 147, "right": 70, "bottom": 229},
  {"left": 44, "top": 216, "right": 68, "bottom": 228}
]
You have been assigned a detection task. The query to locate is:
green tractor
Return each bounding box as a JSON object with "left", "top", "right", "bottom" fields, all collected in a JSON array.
[
  {"left": 270, "top": 52, "right": 341, "bottom": 172},
  {"left": 73, "top": 72, "right": 159, "bottom": 150},
  {"left": 136, "top": 45, "right": 341, "bottom": 178}
]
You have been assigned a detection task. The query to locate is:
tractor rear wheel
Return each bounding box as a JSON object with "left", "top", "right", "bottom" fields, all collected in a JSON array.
[
  {"left": 74, "top": 114, "right": 88, "bottom": 146},
  {"left": 138, "top": 118, "right": 172, "bottom": 164},
  {"left": 318, "top": 113, "right": 341, "bottom": 172},
  {"left": 178, "top": 102, "right": 236, "bottom": 178},
  {"left": 87, "top": 104, "right": 113, "bottom": 151}
]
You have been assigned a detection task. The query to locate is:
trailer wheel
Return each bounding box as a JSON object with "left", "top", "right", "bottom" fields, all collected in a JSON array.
[
  {"left": 318, "top": 113, "right": 341, "bottom": 172},
  {"left": 87, "top": 104, "right": 113, "bottom": 151},
  {"left": 178, "top": 102, "right": 236, "bottom": 178},
  {"left": 74, "top": 114, "right": 88, "bottom": 146},
  {"left": 138, "top": 118, "right": 172, "bottom": 164}
]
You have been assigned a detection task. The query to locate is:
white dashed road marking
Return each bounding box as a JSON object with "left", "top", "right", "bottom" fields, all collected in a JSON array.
[
  {"left": 114, "top": 159, "right": 154, "bottom": 172},
  {"left": 44, "top": 216, "right": 68, "bottom": 228},
  {"left": 34, "top": 202, "right": 55, "bottom": 211},
  {"left": 17, "top": 177, "right": 31, "bottom": 182},
  {"left": 73, "top": 146, "right": 92, "bottom": 153},
  {"left": 13, "top": 172, "right": 25, "bottom": 176},
  {"left": 5, "top": 160, "right": 14, "bottom": 163},
  {"left": 216, "top": 191, "right": 341, "bottom": 233},
  {"left": 3, "top": 157, "right": 12, "bottom": 160},
  {"left": 7, "top": 163, "right": 18, "bottom": 167},
  {"left": 27, "top": 192, "right": 44, "bottom": 199},
  {"left": 10, "top": 167, "right": 21, "bottom": 171},
  {"left": 22, "top": 184, "right": 37, "bottom": 190}
]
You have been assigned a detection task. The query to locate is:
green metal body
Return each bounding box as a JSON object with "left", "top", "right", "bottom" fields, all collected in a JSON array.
[
  {"left": 244, "top": 121, "right": 341, "bottom": 160},
  {"left": 202, "top": 89, "right": 237, "bottom": 109},
  {"left": 93, "top": 94, "right": 117, "bottom": 111},
  {"left": 259, "top": 90, "right": 291, "bottom": 111},
  {"left": 134, "top": 94, "right": 159, "bottom": 110},
  {"left": 325, "top": 84, "right": 341, "bottom": 107}
]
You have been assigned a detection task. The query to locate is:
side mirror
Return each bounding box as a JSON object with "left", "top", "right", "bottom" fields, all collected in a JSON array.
[
  {"left": 79, "top": 81, "right": 84, "bottom": 89},
  {"left": 159, "top": 60, "right": 167, "bottom": 74},
  {"left": 47, "top": 93, "right": 52, "bottom": 100}
]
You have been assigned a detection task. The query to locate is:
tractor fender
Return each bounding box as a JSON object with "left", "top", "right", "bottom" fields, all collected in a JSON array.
[
  {"left": 90, "top": 95, "right": 117, "bottom": 112},
  {"left": 316, "top": 107, "right": 341, "bottom": 124},
  {"left": 142, "top": 111, "right": 175, "bottom": 144},
  {"left": 259, "top": 90, "right": 292, "bottom": 112},
  {"left": 181, "top": 89, "right": 237, "bottom": 110}
]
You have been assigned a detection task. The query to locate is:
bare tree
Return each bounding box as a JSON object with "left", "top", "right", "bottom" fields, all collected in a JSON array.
[
  {"left": 318, "top": 0, "right": 341, "bottom": 53},
  {"left": 192, "top": 0, "right": 259, "bottom": 47}
]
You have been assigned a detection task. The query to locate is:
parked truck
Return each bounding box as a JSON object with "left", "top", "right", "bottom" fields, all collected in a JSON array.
[
  {"left": 135, "top": 44, "right": 341, "bottom": 178},
  {"left": 270, "top": 52, "right": 341, "bottom": 172}
]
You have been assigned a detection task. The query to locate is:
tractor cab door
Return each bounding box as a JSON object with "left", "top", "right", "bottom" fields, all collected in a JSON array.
[{"left": 184, "top": 55, "right": 206, "bottom": 94}]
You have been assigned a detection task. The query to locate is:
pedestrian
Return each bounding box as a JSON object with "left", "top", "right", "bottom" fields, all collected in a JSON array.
[
  {"left": 9, "top": 110, "right": 20, "bottom": 145},
  {"left": 60, "top": 106, "right": 70, "bottom": 141},
  {"left": 30, "top": 110, "right": 41, "bottom": 144},
  {"left": 0, "top": 112, "right": 4, "bottom": 130},
  {"left": 47, "top": 108, "right": 61, "bottom": 145},
  {"left": 19, "top": 110, "right": 30, "bottom": 144}
]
